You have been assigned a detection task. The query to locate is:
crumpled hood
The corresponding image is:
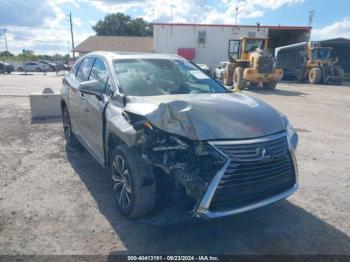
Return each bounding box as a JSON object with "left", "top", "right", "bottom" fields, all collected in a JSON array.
[{"left": 124, "top": 93, "right": 286, "bottom": 140}]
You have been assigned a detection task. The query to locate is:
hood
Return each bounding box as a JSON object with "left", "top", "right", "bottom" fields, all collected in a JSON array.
[{"left": 124, "top": 93, "right": 286, "bottom": 140}]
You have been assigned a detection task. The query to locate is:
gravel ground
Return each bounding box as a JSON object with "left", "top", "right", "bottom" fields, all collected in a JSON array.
[{"left": 0, "top": 74, "right": 349, "bottom": 255}]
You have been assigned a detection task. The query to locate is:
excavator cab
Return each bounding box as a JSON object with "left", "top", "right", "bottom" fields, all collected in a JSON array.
[{"left": 228, "top": 37, "right": 268, "bottom": 61}]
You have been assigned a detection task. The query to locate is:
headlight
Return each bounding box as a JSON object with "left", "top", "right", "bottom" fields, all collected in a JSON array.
[{"left": 280, "top": 113, "right": 298, "bottom": 151}]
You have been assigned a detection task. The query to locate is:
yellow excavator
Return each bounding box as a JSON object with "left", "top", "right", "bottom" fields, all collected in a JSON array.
[
  {"left": 276, "top": 41, "right": 344, "bottom": 85},
  {"left": 296, "top": 41, "right": 343, "bottom": 85},
  {"left": 224, "top": 37, "right": 283, "bottom": 90}
]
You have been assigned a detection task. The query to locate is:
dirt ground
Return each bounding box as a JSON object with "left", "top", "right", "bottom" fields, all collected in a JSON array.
[{"left": 0, "top": 73, "right": 349, "bottom": 255}]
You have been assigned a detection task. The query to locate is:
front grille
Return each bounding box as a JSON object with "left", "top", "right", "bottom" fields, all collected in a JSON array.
[
  {"left": 209, "top": 136, "right": 296, "bottom": 212},
  {"left": 257, "top": 56, "right": 273, "bottom": 74}
]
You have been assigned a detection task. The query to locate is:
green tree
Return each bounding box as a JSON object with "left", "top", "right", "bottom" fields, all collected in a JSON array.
[
  {"left": 92, "top": 13, "right": 153, "bottom": 36},
  {"left": 0, "top": 51, "right": 14, "bottom": 57},
  {"left": 18, "top": 50, "right": 36, "bottom": 61}
]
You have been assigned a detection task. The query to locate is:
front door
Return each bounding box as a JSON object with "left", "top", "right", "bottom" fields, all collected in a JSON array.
[
  {"left": 79, "top": 58, "right": 110, "bottom": 165},
  {"left": 70, "top": 57, "right": 95, "bottom": 139}
]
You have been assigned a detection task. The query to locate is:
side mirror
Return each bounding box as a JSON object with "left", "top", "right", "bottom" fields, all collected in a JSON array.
[
  {"left": 113, "top": 92, "right": 127, "bottom": 106},
  {"left": 79, "top": 80, "right": 102, "bottom": 100}
]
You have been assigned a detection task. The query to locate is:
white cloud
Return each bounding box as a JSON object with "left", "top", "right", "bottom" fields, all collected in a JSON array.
[
  {"left": 0, "top": 0, "right": 305, "bottom": 55},
  {"left": 0, "top": 0, "right": 92, "bottom": 55},
  {"left": 89, "top": 0, "right": 304, "bottom": 24},
  {"left": 243, "top": 0, "right": 304, "bottom": 10},
  {"left": 312, "top": 18, "right": 350, "bottom": 40},
  {"left": 89, "top": 20, "right": 97, "bottom": 26},
  {"left": 73, "top": 17, "right": 82, "bottom": 27}
]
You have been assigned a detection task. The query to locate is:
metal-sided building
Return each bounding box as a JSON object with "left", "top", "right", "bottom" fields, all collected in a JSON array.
[{"left": 153, "top": 23, "right": 311, "bottom": 68}]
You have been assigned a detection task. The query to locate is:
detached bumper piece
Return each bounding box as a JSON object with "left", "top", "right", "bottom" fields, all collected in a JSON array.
[{"left": 195, "top": 132, "right": 298, "bottom": 219}]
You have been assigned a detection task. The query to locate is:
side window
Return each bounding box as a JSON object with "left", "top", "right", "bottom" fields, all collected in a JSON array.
[
  {"left": 76, "top": 57, "right": 94, "bottom": 82},
  {"left": 89, "top": 58, "right": 108, "bottom": 92},
  {"left": 70, "top": 60, "right": 81, "bottom": 77},
  {"left": 228, "top": 40, "right": 240, "bottom": 59}
]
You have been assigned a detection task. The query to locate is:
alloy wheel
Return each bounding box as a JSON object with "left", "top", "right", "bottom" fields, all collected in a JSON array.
[{"left": 112, "top": 155, "right": 132, "bottom": 209}]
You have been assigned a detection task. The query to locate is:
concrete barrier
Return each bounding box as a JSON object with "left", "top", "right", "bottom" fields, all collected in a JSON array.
[{"left": 29, "top": 88, "right": 62, "bottom": 118}]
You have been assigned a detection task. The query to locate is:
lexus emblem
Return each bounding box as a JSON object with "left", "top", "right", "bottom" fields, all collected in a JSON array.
[{"left": 256, "top": 147, "right": 273, "bottom": 162}]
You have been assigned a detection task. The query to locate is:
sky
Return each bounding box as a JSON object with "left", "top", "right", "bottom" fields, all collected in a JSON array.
[{"left": 0, "top": 0, "right": 349, "bottom": 55}]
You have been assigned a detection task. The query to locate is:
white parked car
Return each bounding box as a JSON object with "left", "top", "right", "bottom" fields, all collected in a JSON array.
[
  {"left": 18, "top": 62, "right": 51, "bottom": 72},
  {"left": 214, "top": 62, "right": 229, "bottom": 79}
]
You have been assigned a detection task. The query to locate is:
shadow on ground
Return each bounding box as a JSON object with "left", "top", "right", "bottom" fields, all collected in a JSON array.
[
  {"left": 66, "top": 145, "right": 350, "bottom": 255},
  {"left": 31, "top": 116, "right": 61, "bottom": 124},
  {"left": 246, "top": 85, "right": 308, "bottom": 97}
]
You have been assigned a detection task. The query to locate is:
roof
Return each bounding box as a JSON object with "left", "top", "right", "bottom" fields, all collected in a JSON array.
[
  {"left": 74, "top": 36, "right": 154, "bottom": 53},
  {"left": 81, "top": 51, "right": 185, "bottom": 61},
  {"left": 319, "top": 38, "right": 350, "bottom": 45},
  {"left": 153, "top": 23, "right": 311, "bottom": 31}
]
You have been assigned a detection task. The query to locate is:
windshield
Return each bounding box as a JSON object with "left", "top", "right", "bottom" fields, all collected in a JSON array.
[
  {"left": 311, "top": 48, "right": 331, "bottom": 60},
  {"left": 246, "top": 39, "right": 263, "bottom": 52},
  {"left": 113, "top": 59, "right": 227, "bottom": 96}
]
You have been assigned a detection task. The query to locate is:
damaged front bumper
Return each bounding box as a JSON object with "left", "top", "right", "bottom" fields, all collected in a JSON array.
[{"left": 193, "top": 132, "right": 298, "bottom": 219}]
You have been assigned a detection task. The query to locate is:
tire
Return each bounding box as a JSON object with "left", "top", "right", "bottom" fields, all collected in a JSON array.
[
  {"left": 295, "top": 69, "right": 305, "bottom": 82},
  {"left": 61, "top": 106, "right": 80, "bottom": 148},
  {"left": 233, "top": 67, "right": 246, "bottom": 90},
  {"left": 335, "top": 67, "right": 344, "bottom": 85},
  {"left": 18, "top": 67, "right": 23, "bottom": 72},
  {"left": 309, "top": 68, "right": 322, "bottom": 84},
  {"left": 250, "top": 82, "right": 259, "bottom": 87},
  {"left": 263, "top": 81, "right": 277, "bottom": 89},
  {"left": 109, "top": 144, "right": 155, "bottom": 218},
  {"left": 36, "top": 67, "right": 42, "bottom": 72},
  {"left": 223, "top": 63, "right": 234, "bottom": 86}
]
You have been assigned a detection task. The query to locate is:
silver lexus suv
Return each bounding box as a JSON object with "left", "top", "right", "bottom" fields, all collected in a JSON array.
[{"left": 61, "top": 52, "right": 298, "bottom": 219}]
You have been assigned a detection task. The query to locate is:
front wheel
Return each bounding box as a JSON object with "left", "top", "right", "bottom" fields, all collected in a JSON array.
[
  {"left": 309, "top": 68, "right": 322, "bottom": 84},
  {"left": 334, "top": 67, "right": 344, "bottom": 85},
  {"left": 224, "top": 63, "right": 234, "bottom": 86},
  {"left": 295, "top": 69, "right": 305, "bottom": 82},
  {"left": 233, "top": 67, "right": 246, "bottom": 90},
  {"left": 109, "top": 144, "right": 155, "bottom": 218},
  {"left": 62, "top": 106, "right": 79, "bottom": 147}
]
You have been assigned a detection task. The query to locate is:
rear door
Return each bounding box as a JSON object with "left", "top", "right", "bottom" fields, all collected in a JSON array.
[
  {"left": 78, "top": 58, "right": 110, "bottom": 164},
  {"left": 67, "top": 56, "right": 95, "bottom": 138}
]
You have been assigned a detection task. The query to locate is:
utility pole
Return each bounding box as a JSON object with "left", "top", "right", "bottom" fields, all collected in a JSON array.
[
  {"left": 170, "top": 4, "right": 175, "bottom": 36},
  {"left": 69, "top": 12, "right": 76, "bottom": 59},
  {"left": 308, "top": 10, "right": 315, "bottom": 26},
  {"left": 234, "top": 7, "right": 239, "bottom": 25},
  {"left": 3, "top": 29, "right": 8, "bottom": 53}
]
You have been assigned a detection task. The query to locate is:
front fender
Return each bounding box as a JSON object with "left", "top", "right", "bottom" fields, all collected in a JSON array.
[{"left": 105, "top": 99, "right": 139, "bottom": 148}]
